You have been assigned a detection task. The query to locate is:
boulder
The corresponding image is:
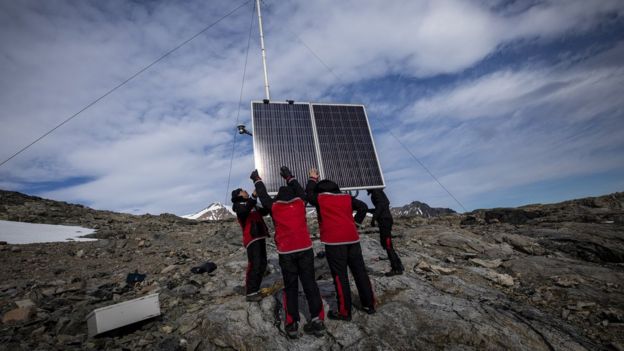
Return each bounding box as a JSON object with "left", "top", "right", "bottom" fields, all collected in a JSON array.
[
  {"left": 502, "top": 233, "right": 546, "bottom": 255},
  {"left": 15, "top": 299, "right": 35, "bottom": 309},
  {"left": 161, "top": 265, "right": 177, "bottom": 274},
  {"left": 2, "top": 307, "right": 33, "bottom": 324},
  {"left": 470, "top": 258, "right": 503, "bottom": 269}
]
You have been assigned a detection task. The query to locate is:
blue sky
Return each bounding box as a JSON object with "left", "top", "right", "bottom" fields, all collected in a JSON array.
[{"left": 1, "top": 0, "right": 623, "bottom": 215}]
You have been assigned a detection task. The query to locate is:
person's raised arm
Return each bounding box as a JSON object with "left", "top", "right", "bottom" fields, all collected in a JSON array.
[
  {"left": 252, "top": 190, "right": 270, "bottom": 216},
  {"left": 232, "top": 197, "right": 256, "bottom": 221},
  {"left": 251, "top": 170, "right": 274, "bottom": 211},
  {"left": 305, "top": 168, "right": 320, "bottom": 206}
]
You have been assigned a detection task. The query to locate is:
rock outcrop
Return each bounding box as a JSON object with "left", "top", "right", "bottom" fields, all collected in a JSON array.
[{"left": 0, "top": 190, "right": 623, "bottom": 350}]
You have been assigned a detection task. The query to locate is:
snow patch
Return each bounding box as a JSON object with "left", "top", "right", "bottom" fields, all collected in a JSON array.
[{"left": 0, "top": 220, "right": 97, "bottom": 244}]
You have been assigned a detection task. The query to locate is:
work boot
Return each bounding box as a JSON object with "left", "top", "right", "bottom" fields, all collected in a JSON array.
[
  {"left": 245, "top": 291, "right": 263, "bottom": 302},
  {"left": 285, "top": 322, "right": 299, "bottom": 339},
  {"left": 384, "top": 269, "right": 403, "bottom": 277},
  {"left": 362, "top": 306, "right": 376, "bottom": 315},
  {"left": 303, "top": 318, "right": 326, "bottom": 337},
  {"left": 327, "top": 310, "right": 352, "bottom": 321}
]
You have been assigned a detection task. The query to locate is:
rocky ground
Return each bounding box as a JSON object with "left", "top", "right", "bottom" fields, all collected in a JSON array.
[{"left": 0, "top": 190, "right": 623, "bottom": 350}]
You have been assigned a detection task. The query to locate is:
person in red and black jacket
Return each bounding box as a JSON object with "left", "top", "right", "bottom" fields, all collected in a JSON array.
[
  {"left": 306, "top": 168, "right": 376, "bottom": 321},
  {"left": 367, "top": 188, "right": 405, "bottom": 276},
  {"left": 231, "top": 188, "right": 269, "bottom": 302},
  {"left": 251, "top": 166, "right": 326, "bottom": 339}
]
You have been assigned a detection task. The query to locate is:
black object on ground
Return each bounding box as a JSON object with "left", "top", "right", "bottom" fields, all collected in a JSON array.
[
  {"left": 191, "top": 261, "right": 217, "bottom": 274},
  {"left": 126, "top": 271, "right": 146, "bottom": 286}
]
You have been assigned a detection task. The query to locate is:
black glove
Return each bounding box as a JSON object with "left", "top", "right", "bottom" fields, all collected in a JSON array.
[
  {"left": 250, "top": 170, "right": 261, "bottom": 182},
  {"left": 280, "top": 166, "right": 293, "bottom": 180}
]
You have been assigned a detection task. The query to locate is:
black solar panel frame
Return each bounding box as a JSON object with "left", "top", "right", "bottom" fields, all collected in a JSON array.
[{"left": 251, "top": 101, "right": 385, "bottom": 194}]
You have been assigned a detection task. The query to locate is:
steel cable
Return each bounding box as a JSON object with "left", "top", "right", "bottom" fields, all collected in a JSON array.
[{"left": 224, "top": 1, "right": 257, "bottom": 204}]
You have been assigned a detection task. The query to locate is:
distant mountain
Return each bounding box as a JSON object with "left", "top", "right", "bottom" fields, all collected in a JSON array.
[
  {"left": 182, "top": 203, "right": 235, "bottom": 221},
  {"left": 392, "top": 201, "right": 456, "bottom": 218}
]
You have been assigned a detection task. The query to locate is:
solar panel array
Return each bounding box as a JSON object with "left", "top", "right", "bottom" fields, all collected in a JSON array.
[{"left": 252, "top": 101, "right": 384, "bottom": 194}]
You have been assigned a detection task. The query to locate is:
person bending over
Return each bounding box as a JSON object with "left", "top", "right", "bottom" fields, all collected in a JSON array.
[{"left": 367, "top": 188, "right": 405, "bottom": 276}]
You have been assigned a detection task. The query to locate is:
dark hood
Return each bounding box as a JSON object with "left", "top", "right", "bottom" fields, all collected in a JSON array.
[
  {"left": 276, "top": 186, "right": 297, "bottom": 201},
  {"left": 315, "top": 180, "right": 341, "bottom": 194}
]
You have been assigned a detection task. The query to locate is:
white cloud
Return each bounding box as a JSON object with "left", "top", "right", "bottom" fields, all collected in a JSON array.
[
  {"left": 380, "top": 43, "right": 624, "bottom": 209},
  {"left": 264, "top": 0, "right": 624, "bottom": 87}
]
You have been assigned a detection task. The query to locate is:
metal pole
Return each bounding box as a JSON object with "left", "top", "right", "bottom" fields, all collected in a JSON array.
[{"left": 256, "top": 0, "right": 271, "bottom": 100}]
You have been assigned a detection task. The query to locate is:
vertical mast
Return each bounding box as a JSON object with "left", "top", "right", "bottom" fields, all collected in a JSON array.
[{"left": 256, "top": 0, "right": 271, "bottom": 100}]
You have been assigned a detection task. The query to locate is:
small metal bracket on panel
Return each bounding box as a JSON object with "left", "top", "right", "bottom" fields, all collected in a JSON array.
[{"left": 263, "top": 99, "right": 270, "bottom": 104}]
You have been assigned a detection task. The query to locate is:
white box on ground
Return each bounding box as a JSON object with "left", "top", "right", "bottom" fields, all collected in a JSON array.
[{"left": 86, "top": 293, "right": 161, "bottom": 337}]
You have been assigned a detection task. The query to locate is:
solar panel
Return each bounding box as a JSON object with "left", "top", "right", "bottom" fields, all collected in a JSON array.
[
  {"left": 251, "top": 101, "right": 385, "bottom": 194},
  {"left": 252, "top": 102, "right": 321, "bottom": 193},
  {"left": 311, "top": 103, "right": 384, "bottom": 190}
]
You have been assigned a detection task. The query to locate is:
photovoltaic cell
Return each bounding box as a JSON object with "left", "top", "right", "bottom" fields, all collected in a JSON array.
[
  {"left": 252, "top": 101, "right": 384, "bottom": 194},
  {"left": 311, "top": 104, "right": 384, "bottom": 189},
  {"left": 252, "top": 102, "right": 320, "bottom": 193}
]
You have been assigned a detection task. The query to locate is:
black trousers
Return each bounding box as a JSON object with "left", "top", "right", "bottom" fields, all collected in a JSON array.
[
  {"left": 246, "top": 239, "right": 267, "bottom": 295},
  {"left": 279, "top": 248, "right": 324, "bottom": 325},
  {"left": 325, "top": 243, "right": 375, "bottom": 317},
  {"left": 378, "top": 220, "right": 404, "bottom": 272}
]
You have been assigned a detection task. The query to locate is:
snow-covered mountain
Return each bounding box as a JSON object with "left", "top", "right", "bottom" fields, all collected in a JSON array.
[
  {"left": 391, "top": 201, "right": 457, "bottom": 218},
  {"left": 182, "top": 203, "right": 235, "bottom": 221}
]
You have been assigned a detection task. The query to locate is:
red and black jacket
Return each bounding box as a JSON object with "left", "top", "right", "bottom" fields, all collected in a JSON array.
[
  {"left": 306, "top": 178, "right": 361, "bottom": 245},
  {"left": 254, "top": 178, "right": 313, "bottom": 254},
  {"left": 232, "top": 198, "right": 269, "bottom": 248}
]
